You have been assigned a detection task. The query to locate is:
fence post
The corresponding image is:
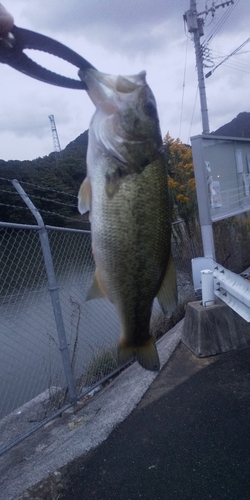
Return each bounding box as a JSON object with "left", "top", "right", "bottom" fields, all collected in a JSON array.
[{"left": 12, "top": 179, "right": 77, "bottom": 405}]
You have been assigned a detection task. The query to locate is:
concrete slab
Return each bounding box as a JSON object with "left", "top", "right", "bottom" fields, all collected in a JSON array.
[
  {"left": 0, "top": 321, "right": 183, "bottom": 500},
  {"left": 182, "top": 300, "right": 250, "bottom": 356}
]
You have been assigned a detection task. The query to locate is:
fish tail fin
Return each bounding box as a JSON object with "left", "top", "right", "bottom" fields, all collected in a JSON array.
[
  {"left": 118, "top": 337, "right": 160, "bottom": 372},
  {"left": 136, "top": 339, "right": 160, "bottom": 372}
]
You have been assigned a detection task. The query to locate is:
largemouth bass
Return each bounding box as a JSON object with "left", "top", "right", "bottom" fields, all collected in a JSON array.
[{"left": 78, "top": 69, "right": 177, "bottom": 371}]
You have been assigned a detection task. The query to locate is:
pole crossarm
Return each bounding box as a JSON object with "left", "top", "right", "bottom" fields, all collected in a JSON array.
[{"left": 197, "top": 0, "right": 234, "bottom": 18}]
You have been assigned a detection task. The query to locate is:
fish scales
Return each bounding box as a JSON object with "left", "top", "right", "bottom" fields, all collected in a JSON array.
[
  {"left": 78, "top": 69, "right": 177, "bottom": 371},
  {"left": 93, "top": 159, "right": 170, "bottom": 336}
]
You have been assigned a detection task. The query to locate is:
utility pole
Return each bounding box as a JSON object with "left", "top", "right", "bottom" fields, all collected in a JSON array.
[
  {"left": 184, "top": 0, "right": 209, "bottom": 134},
  {"left": 184, "top": 0, "right": 234, "bottom": 261},
  {"left": 184, "top": 0, "right": 234, "bottom": 135}
]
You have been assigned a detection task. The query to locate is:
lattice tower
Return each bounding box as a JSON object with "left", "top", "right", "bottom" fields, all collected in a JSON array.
[{"left": 48, "top": 114, "right": 62, "bottom": 153}]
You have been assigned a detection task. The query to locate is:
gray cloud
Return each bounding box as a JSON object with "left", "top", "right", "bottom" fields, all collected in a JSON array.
[
  {"left": 0, "top": 0, "right": 249, "bottom": 161},
  {"left": 19, "top": 0, "right": 184, "bottom": 55},
  {"left": 23, "top": 0, "right": 182, "bottom": 30},
  {"left": 20, "top": 0, "right": 249, "bottom": 41}
]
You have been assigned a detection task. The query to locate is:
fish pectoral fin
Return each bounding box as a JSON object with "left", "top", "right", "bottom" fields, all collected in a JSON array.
[
  {"left": 105, "top": 167, "right": 125, "bottom": 198},
  {"left": 78, "top": 177, "right": 92, "bottom": 215},
  {"left": 157, "top": 253, "right": 178, "bottom": 318},
  {"left": 86, "top": 269, "right": 107, "bottom": 301},
  {"left": 118, "top": 337, "right": 160, "bottom": 372}
]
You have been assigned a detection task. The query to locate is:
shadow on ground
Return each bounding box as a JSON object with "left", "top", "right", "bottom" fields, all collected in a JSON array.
[{"left": 19, "top": 343, "right": 250, "bottom": 500}]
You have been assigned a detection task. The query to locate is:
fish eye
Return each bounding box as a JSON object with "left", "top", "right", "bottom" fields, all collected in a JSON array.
[{"left": 143, "top": 99, "right": 157, "bottom": 118}]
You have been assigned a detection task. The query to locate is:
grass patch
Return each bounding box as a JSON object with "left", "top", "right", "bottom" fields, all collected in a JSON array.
[{"left": 80, "top": 347, "right": 118, "bottom": 387}]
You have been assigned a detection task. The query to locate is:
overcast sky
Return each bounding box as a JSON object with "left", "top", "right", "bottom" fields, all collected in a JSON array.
[{"left": 0, "top": 0, "right": 249, "bottom": 161}]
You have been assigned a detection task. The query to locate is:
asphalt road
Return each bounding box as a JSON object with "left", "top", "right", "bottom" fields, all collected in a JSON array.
[{"left": 56, "top": 343, "right": 250, "bottom": 500}]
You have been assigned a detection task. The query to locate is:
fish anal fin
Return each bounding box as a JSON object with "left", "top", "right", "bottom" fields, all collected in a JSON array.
[
  {"left": 78, "top": 177, "right": 92, "bottom": 215},
  {"left": 157, "top": 252, "right": 178, "bottom": 318},
  {"left": 118, "top": 337, "right": 160, "bottom": 372},
  {"left": 86, "top": 269, "right": 107, "bottom": 301}
]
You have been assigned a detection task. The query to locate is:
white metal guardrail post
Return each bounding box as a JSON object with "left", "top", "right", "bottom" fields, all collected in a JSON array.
[
  {"left": 192, "top": 257, "right": 250, "bottom": 322},
  {"left": 201, "top": 269, "right": 215, "bottom": 307}
]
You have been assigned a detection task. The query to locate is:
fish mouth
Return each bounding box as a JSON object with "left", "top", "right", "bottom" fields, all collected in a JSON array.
[{"left": 78, "top": 68, "right": 147, "bottom": 106}]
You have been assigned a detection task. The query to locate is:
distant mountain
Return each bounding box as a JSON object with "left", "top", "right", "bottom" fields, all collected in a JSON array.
[
  {"left": 2, "top": 111, "right": 250, "bottom": 227},
  {"left": 64, "top": 131, "right": 89, "bottom": 155},
  {"left": 212, "top": 112, "right": 250, "bottom": 138},
  {"left": 0, "top": 130, "right": 89, "bottom": 227}
]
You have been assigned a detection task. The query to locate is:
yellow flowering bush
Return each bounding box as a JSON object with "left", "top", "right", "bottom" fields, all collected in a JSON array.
[{"left": 163, "top": 133, "right": 198, "bottom": 225}]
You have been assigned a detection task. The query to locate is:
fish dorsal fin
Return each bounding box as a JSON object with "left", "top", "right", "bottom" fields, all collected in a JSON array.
[
  {"left": 78, "top": 177, "right": 92, "bottom": 215},
  {"left": 157, "top": 253, "right": 177, "bottom": 317},
  {"left": 86, "top": 269, "right": 107, "bottom": 301}
]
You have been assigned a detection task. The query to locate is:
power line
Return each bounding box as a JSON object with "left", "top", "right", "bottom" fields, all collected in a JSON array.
[
  {"left": 209, "top": 48, "right": 250, "bottom": 73},
  {"left": 217, "top": 61, "right": 250, "bottom": 74},
  {"left": 184, "top": 0, "right": 242, "bottom": 135},
  {"left": 205, "top": 38, "right": 250, "bottom": 78}
]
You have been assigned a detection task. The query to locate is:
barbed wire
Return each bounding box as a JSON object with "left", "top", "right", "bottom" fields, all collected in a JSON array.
[
  {"left": 0, "top": 176, "right": 89, "bottom": 226},
  {"left": 0, "top": 187, "right": 77, "bottom": 209},
  {"left": 0, "top": 202, "right": 30, "bottom": 212},
  {"left": 0, "top": 201, "right": 88, "bottom": 224},
  {"left": 24, "top": 194, "right": 77, "bottom": 209},
  {"left": 0, "top": 177, "right": 80, "bottom": 199},
  {"left": 37, "top": 208, "right": 86, "bottom": 223},
  {"left": 21, "top": 179, "right": 79, "bottom": 198},
  {"left": 0, "top": 189, "right": 21, "bottom": 196}
]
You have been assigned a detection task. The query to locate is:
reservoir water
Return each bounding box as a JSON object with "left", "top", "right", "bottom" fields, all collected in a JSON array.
[
  {"left": 0, "top": 227, "right": 163, "bottom": 420},
  {"left": 0, "top": 228, "right": 121, "bottom": 419}
]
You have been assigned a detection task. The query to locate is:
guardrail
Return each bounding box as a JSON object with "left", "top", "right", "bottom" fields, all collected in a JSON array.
[
  {"left": 192, "top": 257, "right": 250, "bottom": 322},
  {"left": 213, "top": 263, "right": 250, "bottom": 322}
]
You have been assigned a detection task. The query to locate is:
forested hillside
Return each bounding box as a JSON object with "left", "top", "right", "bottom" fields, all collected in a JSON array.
[
  {"left": 212, "top": 112, "right": 250, "bottom": 138},
  {"left": 0, "top": 131, "right": 88, "bottom": 227},
  {"left": 1, "top": 111, "right": 250, "bottom": 227}
]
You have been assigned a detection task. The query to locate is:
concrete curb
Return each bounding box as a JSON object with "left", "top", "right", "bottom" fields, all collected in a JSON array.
[{"left": 1, "top": 321, "right": 183, "bottom": 500}]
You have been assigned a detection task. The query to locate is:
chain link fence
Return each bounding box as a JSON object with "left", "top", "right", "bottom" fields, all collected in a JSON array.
[
  {"left": 0, "top": 180, "right": 198, "bottom": 456},
  {"left": 2, "top": 178, "right": 249, "bottom": 456},
  {"left": 0, "top": 180, "right": 119, "bottom": 455},
  {"left": 0, "top": 222, "right": 124, "bottom": 454}
]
